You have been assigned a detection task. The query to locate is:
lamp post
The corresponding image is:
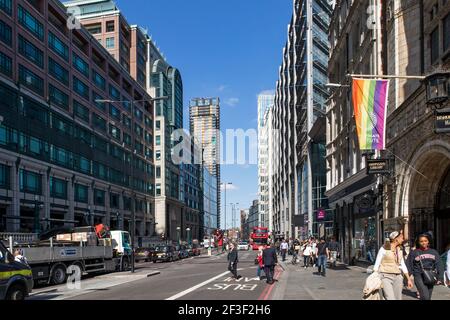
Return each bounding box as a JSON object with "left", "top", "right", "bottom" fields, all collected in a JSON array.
[
  {"left": 186, "top": 227, "right": 191, "bottom": 245},
  {"left": 176, "top": 226, "right": 181, "bottom": 245},
  {"left": 95, "top": 96, "right": 168, "bottom": 273},
  {"left": 424, "top": 71, "right": 449, "bottom": 108}
]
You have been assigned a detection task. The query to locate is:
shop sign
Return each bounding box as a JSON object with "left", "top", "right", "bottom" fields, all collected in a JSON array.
[
  {"left": 436, "top": 110, "right": 450, "bottom": 133},
  {"left": 366, "top": 159, "right": 390, "bottom": 175},
  {"left": 317, "top": 209, "right": 326, "bottom": 220}
]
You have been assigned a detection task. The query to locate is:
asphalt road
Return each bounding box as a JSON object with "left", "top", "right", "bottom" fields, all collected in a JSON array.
[{"left": 58, "top": 250, "right": 282, "bottom": 300}]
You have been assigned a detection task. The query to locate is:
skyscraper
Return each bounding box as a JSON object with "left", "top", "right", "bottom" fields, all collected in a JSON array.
[{"left": 189, "top": 98, "right": 221, "bottom": 229}]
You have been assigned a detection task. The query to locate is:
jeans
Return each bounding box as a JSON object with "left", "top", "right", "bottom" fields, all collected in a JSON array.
[
  {"left": 228, "top": 262, "right": 238, "bottom": 278},
  {"left": 414, "top": 274, "right": 434, "bottom": 301},
  {"left": 303, "top": 255, "right": 310, "bottom": 267},
  {"left": 281, "top": 249, "right": 287, "bottom": 261},
  {"left": 264, "top": 265, "right": 275, "bottom": 283},
  {"left": 380, "top": 273, "right": 403, "bottom": 300},
  {"left": 257, "top": 266, "right": 265, "bottom": 278},
  {"left": 317, "top": 255, "right": 327, "bottom": 274}
]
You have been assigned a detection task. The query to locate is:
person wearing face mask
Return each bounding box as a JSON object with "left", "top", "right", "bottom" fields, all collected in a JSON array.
[{"left": 373, "top": 231, "right": 413, "bottom": 300}]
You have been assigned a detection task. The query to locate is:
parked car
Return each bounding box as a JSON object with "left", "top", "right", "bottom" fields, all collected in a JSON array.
[
  {"left": 135, "top": 247, "right": 155, "bottom": 262},
  {"left": 237, "top": 241, "right": 250, "bottom": 251},
  {"left": 153, "top": 245, "right": 178, "bottom": 263},
  {"left": 187, "top": 244, "right": 201, "bottom": 256},
  {"left": 177, "top": 245, "right": 189, "bottom": 259}
]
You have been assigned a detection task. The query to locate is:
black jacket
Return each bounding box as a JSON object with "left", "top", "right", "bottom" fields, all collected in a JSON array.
[
  {"left": 406, "top": 248, "right": 444, "bottom": 281},
  {"left": 262, "top": 246, "right": 278, "bottom": 266},
  {"left": 228, "top": 249, "right": 238, "bottom": 264}
]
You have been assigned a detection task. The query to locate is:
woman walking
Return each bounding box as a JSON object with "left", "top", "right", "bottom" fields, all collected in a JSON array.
[
  {"left": 256, "top": 246, "right": 265, "bottom": 280},
  {"left": 406, "top": 234, "right": 444, "bottom": 300},
  {"left": 373, "top": 231, "right": 413, "bottom": 300}
]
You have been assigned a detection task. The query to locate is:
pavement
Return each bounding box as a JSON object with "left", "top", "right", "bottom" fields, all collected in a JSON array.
[{"left": 273, "top": 256, "right": 450, "bottom": 300}]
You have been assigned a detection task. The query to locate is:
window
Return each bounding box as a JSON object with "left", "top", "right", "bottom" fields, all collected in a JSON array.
[
  {"left": 49, "top": 58, "right": 69, "bottom": 85},
  {"left": 444, "top": 14, "right": 450, "bottom": 52},
  {"left": 49, "top": 84, "right": 69, "bottom": 110},
  {"left": 74, "top": 184, "right": 88, "bottom": 203},
  {"left": 19, "top": 169, "right": 41, "bottom": 194},
  {"left": 93, "top": 92, "right": 106, "bottom": 111},
  {"left": 106, "top": 37, "right": 115, "bottom": 49},
  {"left": 92, "top": 70, "right": 106, "bottom": 90},
  {"left": 155, "top": 120, "right": 160, "bottom": 130},
  {"left": 134, "top": 108, "right": 143, "bottom": 121},
  {"left": 106, "top": 21, "right": 115, "bottom": 32},
  {"left": 155, "top": 150, "right": 161, "bottom": 160},
  {"left": 92, "top": 113, "right": 106, "bottom": 132},
  {"left": 18, "top": 35, "right": 44, "bottom": 68},
  {"left": 85, "top": 23, "right": 101, "bottom": 35},
  {"left": 0, "top": 51, "right": 12, "bottom": 77},
  {"left": 0, "top": 163, "right": 10, "bottom": 189},
  {"left": 18, "top": 5, "right": 43, "bottom": 41},
  {"left": 109, "top": 84, "right": 120, "bottom": 100},
  {"left": 48, "top": 32, "right": 69, "bottom": 61},
  {"left": 50, "top": 177, "right": 67, "bottom": 199},
  {"left": 0, "top": 0, "right": 12, "bottom": 15},
  {"left": 73, "top": 77, "right": 89, "bottom": 100},
  {"left": 73, "top": 53, "right": 89, "bottom": 78},
  {"left": 123, "top": 133, "right": 131, "bottom": 146},
  {"left": 109, "top": 104, "right": 120, "bottom": 120},
  {"left": 122, "top": 115, "right": 131, "bottom": 129},
  {"left": 94, "top": 189, "right": 105, "bottom": 206},
  {"left": 156, "top": 184, "right": 161, "bottom": 196},
  {"left": 430, "top": 27, "right": 440, "bottom": 63},
  {"left": 156, "top": 135, "right": 161, "bottom": 146},
  {"left": 135, "top": 124, "right": 143, "bottom": 137},
  {"left": 19, "top": 64, "right": 43, "bottom": 95},
  {"left": 110, "top": 193, "right": 119, "bottom": 208},
  {"left": 109, "top": 124, "right": 121, "bottom": 140},
  {"left": 0, "top": 19, "right": 12, "bottom": 46},
  {"left": 73, "top": 100, "right": 90, "bottom": 122},
  {"left": 156, "top": 166, "right": 161, "bottom": 178}
]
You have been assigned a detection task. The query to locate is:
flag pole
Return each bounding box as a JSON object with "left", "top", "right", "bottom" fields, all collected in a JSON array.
[{"left": 347, "top": 74, "right": 425, "bottom": 80}]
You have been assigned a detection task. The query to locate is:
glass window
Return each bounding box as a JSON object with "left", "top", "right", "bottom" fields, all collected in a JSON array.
[
  {"left": 0, "top": 51, "right": 12, "bottom": 77},
  {"left": 92, "top": 113, "right": 106, "bottom": 132},
  {"left": 123, "top": 133, "right": 131, "bottom": 146},
  {"left": 74, "top": 183, "right": 88, "bottom": 203},
  {"left": 109, "top": 104, "right": 120, "bottom": 120},
  {"left": 50, "top": 177, "right": 67, "bottom": 199},
  {"left": 134, "top": 124, "right": 143, "bottom": 137},
  {"left": 156, "top": 184, "right": 161, "bottom": 196},
  {"left": 155, "top": 135, "right": 161, "bottom": 146},
  {"left": 48, "top": 31, "right": 69, "bottom": 61},
  {"left": 106, "top": 21, "right": 115, "bottom": 32},
  {"left": 73, "top": 53, "right": 89, "bottom": 78},
  {"left": 85, "top": 23, "right": 101, "bottom": 34},
  {"left": 18, "top": 35, "right": 44, "bottom": 68},
  {"left": 18, "top": 5, "right": 43, "bottom": 40},
  {"left": 106, "top": 37, "right": 115, "bottom": 49},
  {"left": 73, "top": 76, "right": 89, "bottom": 100},
  {"left": 19, "top": 169, "right": 41, "bottom": 194},
  {"left": 0, "top": 0, "right": 12, "bottom": 15},
  {"left": 73, "top": 100, "right": 90, "bottom": 122},
  {"left": 122, "top": 115, "right": 131, "bottom": 128},
  {"left": 18, "top": 64, "right": 43, "bottom": 95},
  {"left": 109, "top": 84, "right": 120, "bottom": 100},
  {"left": 0, "top": 19, "right": 12, "bottom": 46},
  {"left": 430, "top": 27, "right": 439, "bottom": 63},
  {"left": 49, "top": 58, "right": 69, "bottom": 85},
  {"left": 444, "top": 14, "right": 450, "bottom": 52},
  {"left": 0, "top": 163, "right": 10, "bottom": 189},
  {"left": 92, "top": 70, "right": 106, "bottom": 90},
  {"left": 94, "top": 189, "right": 105, "bottom": 206},
  {"left": 49, "top": 84, "right": 69, "bottom": 110},
  {"left": 110, "top": 193, "right": 119, "bottom": 209},
  {"left": 155, "top": 120, "right": 160, "bottom": 130},
  {"left": 92, "top": 92, "right": 106, "bottom": 111},
  {"left": 155, "top": 150, "right": 161, "bottom": 160},
  {"left": 79, "top": 157, "right": 90, "bottom": 174},
  {"left": 109, "top": 124, "right": 121, "bottom": 140}
]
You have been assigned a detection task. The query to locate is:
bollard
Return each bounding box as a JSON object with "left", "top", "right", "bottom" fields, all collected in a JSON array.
[{"left": 208, "top": 246, "right": 212, "bottom": 256}]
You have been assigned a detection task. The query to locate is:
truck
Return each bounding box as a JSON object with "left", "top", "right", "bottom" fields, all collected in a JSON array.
[{"left": 2, "top": 225, "right": 132, "bottom": 286}]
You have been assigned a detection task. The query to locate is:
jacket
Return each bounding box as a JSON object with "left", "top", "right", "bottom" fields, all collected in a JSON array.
[
  {"left": 262, "top": 247, "right": 278, "bottom": 266},
  {"left": 406, "top": 248, "right": 444, "bottom": 281},
  {"left": 363, "top": 272, "right": 383, "bottom": 300},
  {"left": 257, "top": 254, "right": 264, "bottom": 268}
]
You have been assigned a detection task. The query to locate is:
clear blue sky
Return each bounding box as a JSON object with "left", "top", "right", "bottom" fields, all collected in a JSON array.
[{"left": 116, "top": 0, "right": 292, "bottom": 228}]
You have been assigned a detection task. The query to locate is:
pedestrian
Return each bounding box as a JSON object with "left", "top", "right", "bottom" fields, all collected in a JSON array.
[
  {"left": 262, "top": 242, "right": 278, "bottom": 284},
  {"left": 292, "top": 239, "right": 301, "bottom": 264},
  {"left": 328, "top": 236, "right": 340, "bottom": 268},
  {"left": 316, "top": 238, "right": 329, "bottom": 277},
  {"left": 406, "top": 233, "right": 444, "bottom": 300},
  {"left": 13, "top": 249, "right": 28, "bottom": 265},
  {"left": 227, "top": 242, "right": 241, "bottom": 280},
  {"left": 280, "top": 239, "right": 288, "bottom": 262},
  {"left": 256, "top": 246, "right": 265, "bottom": 280},
  {"left": 302, "top": 241, "right": 312, "bottom": 269},
  {"left": 445, "top": 244, "right": 450, "bottom": 287},
  {"left": 373, "top": 231, "right": 413, "bottom": 300},
  {"left": 311, "top": 238, "right": 317, "bottom": 266}
]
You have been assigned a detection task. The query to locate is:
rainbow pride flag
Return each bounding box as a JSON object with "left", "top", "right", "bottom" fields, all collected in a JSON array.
[{"left": 352, "top": 78, "right": 389, "bottom": 150}]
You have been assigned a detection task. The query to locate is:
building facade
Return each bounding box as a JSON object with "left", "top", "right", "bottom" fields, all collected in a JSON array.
[
  {"left": 0, "top": 0, "right": 155, "bottom": 241},
  {"left": 202, "top": 166, "right": 218, "bottom": 237},
  {"left": 240, "top": 209, "right": 249, "bottom": 240},
  {"left": 257, "top": 94, "right": 274, "bottom": 230},
  {"left": 271, "top": 0, "right": 331, "bottom": 240},
  {"left": 189, "top": 97, "right": 221, "bottom": 229}
]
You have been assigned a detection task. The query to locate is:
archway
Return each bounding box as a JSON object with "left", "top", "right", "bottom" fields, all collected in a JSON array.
[{"left": 407, "top": 145, "right": 450, "bottom": 253}]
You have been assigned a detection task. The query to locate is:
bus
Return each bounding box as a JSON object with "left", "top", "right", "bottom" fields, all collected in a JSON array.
[{"left": 250, "top": 227, "right": 269, "bottom": 250}]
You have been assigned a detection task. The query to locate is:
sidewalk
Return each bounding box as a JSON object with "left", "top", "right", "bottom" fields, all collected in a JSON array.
[{"left": 272, "top": 258, "right": 450, "bottom": 300}]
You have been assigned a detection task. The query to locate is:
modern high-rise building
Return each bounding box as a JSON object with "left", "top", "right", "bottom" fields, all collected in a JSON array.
[
  {"left": 271, "top": 0, "right": 331, "bottom": 240},
  {"left": 189, "top": 97, "right": 221, "bottom": 229},
  {"left": 0, "top": 0, "right": 155, "bottom": 240},
  {"left": 257, "top": 94, "right": 274, "bottom": 230}
]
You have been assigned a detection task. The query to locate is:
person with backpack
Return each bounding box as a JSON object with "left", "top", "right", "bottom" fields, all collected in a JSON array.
[{"left": 406, "top": 234, "right": 444, "bottom": 300}]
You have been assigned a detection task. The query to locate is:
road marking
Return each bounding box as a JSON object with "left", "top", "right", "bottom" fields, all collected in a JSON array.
[
  {"left": 165, "top": 270, "right": 231, "bottom": 300},
  {"left": 303, "top": 285, "right": 320, "bottom": 300}
]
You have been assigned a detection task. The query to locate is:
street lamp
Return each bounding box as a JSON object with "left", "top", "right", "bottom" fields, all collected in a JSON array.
[
  {"left": 176, "top": 226, "right": 181, "bottom": 245},
  {"left": 424, "top": 70, "right": 449, "bottom": 108},
  {"left": 186, "top": 227, "right": 191, "bottom": 245}
]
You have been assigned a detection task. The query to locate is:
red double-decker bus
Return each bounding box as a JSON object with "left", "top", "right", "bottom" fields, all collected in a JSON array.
[{"left": 250, "top": 226, "right": 269, "bottom": 250}]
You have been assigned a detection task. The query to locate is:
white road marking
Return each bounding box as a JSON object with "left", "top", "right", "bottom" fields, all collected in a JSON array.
[{"left": 303, "top": 285, "right": 320, "bottom": 300}]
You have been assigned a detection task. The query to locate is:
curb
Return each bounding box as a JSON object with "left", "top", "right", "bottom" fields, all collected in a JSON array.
[{"left": 147, "top": 271, "right": 161, "bottom": 277}]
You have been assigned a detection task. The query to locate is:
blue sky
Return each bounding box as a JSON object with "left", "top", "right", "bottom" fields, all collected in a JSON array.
[{"left": 116, "top": 0, "right": 292, "bottom": 228}]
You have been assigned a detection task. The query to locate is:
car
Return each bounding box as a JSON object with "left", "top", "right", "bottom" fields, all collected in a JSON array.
[
  {"left": 177, "top": 245, "right": 189, "bottom": 259},
  {"left": 0, "top": 242, "right": 33, "bottom": 300},
  {"left": 152, "top": 245, "right": 178, "bottom": 263},
  {"left": 135, "top": 247, "right": 155, "bottom": 263},
  {"left": 187, "top": 244, "right": 201, "bottom": 256},
  {"left": 237, "top": 241, "right": 250, "bottom": 251}
]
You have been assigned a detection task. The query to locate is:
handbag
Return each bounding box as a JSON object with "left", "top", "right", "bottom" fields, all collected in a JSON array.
[{"left": 418, "top": 256, "right": 438, "bottom": 286}]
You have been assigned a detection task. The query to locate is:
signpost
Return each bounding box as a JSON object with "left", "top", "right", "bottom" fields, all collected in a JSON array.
[{"left": 366, "top": 159, "right": 391, "bottom": 175}]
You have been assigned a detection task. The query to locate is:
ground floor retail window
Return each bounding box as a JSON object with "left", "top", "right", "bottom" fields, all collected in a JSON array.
[{"left": 353, "top": 216, "right": 378, "bottom": 263}]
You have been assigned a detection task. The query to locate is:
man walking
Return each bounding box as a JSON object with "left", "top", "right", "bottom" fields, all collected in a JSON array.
[
  {"left": 263, "top": 242, "right": 278, "bottom": 284},
  {"left": 227, "top": 242, "right": 241, "bottom": 279},
  {"left": 328, "top": 237, "right": 340, "bottom": 268},
  {"left": 316, "top": 238, "right": 329, "bottom": 277},
  {"left": 280, "top": 239, "right": 289, "bottom": 262}
]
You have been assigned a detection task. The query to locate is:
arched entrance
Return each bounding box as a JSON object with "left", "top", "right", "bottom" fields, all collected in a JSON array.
[{"left": 407, "top": 145, "right": 450, "bottom": 253}]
